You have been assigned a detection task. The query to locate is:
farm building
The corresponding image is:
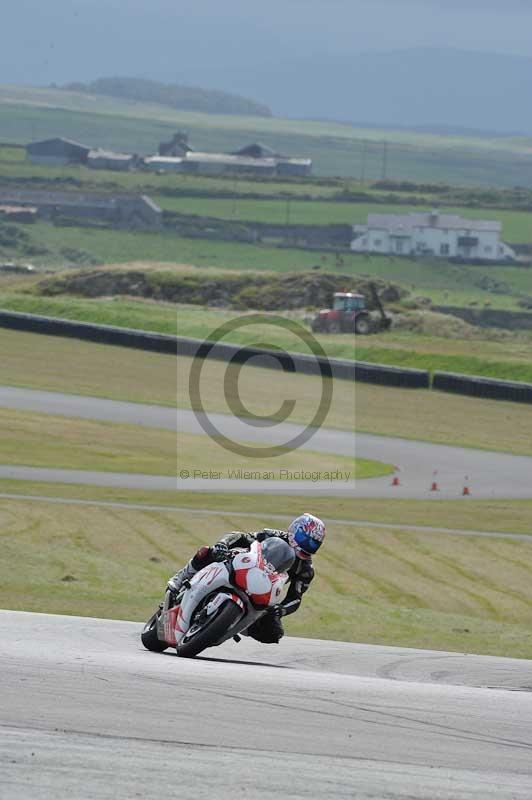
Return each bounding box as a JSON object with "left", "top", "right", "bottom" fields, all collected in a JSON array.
[
  {"left": 87, "top": 149, "right": 135, "bottom": 171},
  {"left": 233, "top": 142, "right": 278, "bottom": 159},
  {"left": 143, "top": 156, "right": 184, "bottom": 172},
  {"left": 233, "top": 142, "right": 312, "bottom": 176},
  {"left": 182, "top": 152, "right": 278, "bottom": 176},
  {"left": 144, "top": 151, "right": 278, "bottom": 176},
  {"left": 351, "top": 211, "right": 516, "bottom": 262},
  {"left": 0, "top": 189, "right": 161, "bottom": 229},
  {"left": 277, "top": 157, "right": 313, "bottom": 176},
  {"left": 26, "top": 133, "right": 313, "bottom": 177},
  {"left": 0, "top": 205, "right": 37, "bottom": 223},
  {"left": 26, "top": 138, "right": 90, "bottom": 166}
]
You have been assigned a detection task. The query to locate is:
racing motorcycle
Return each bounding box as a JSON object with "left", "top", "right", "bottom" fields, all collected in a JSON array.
[{"left": 141, "top": 537, "right": 295, "bottom": 658}]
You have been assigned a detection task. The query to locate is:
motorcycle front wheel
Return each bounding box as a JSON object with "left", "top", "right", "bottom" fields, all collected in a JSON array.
[
  {"left": 176, "top": 601, "right": 242, "bottom": 659},
  {"left": 141, "top": 611, "right": 169, "bottom": 652}
]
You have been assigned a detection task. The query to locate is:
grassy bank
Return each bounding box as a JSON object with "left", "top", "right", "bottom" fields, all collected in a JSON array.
[
  {"left": 2, "top": 291, "right": 532, "bottom": 382},
  {"left": 2, "top": 491, "right": 532, "bottom": 656}
]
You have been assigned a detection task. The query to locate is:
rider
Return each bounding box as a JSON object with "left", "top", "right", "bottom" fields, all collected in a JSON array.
[{"left": 168, "top": 513, "right": 326, "bottom": 644}]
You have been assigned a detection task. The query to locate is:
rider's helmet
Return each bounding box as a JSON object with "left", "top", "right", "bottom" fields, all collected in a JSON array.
[{"left": 287, "top": 514, "right": 326, "bottom": 559}]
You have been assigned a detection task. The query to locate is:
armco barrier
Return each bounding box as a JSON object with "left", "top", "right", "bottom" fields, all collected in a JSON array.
[
  {"left": 353, "top": 360, "right": 429, "bottom": 388},
  {"left": 0, "top": 309, "right": 430, "bottom": 388},
  {"left": 433, "top": 371, "right": 532, "bottom": 404}
]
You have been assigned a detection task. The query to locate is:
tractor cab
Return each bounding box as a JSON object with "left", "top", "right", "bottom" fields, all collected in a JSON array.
[
  {"left": 311, "top": 285, "right": 390, "bottom": 335},
  {"left": 333, "top": 292, "right": 366, "bottom": 313}
]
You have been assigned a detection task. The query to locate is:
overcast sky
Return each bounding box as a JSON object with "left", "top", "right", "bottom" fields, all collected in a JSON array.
[{"left": 3, "top": 0, "right": 532, "bottom": 88}]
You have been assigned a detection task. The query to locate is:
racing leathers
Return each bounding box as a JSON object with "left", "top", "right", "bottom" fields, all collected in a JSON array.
[{"left": 168, "top": 528, "right": 314, "bottom": 644}]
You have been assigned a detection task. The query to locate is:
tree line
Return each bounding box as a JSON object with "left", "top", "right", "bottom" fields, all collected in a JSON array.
[{"left": 60, "top": 77, "right": 272, "bottom": 118}]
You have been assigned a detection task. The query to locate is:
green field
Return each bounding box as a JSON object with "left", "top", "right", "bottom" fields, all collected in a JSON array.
[
  {"left": 3, "top": 84, "right": 532, "bottom": 186},
  {"left": 157, "top": 195, "right": 532, "bottom": 243}
]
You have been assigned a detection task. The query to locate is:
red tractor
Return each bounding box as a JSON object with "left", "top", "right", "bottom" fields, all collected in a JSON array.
[{"left": 311, "top": 284, "right": 391, "bottom": 335}]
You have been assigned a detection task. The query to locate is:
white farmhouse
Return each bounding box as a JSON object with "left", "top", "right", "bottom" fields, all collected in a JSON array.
[{"left": 351, "top": 210, "right": 516, "bottom": 262}]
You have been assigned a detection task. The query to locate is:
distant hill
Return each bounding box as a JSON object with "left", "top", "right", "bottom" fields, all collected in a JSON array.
[
  {"left": 60, "top": 77, "right": 272, "bottom": 119},
  {"left": 245, "top": 48, "right": 532, "bottom": 134}
]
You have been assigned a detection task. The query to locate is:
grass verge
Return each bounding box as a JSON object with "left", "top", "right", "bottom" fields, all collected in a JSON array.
[{"left": 0, "top": 408, "right": 380, "bottom": 479}]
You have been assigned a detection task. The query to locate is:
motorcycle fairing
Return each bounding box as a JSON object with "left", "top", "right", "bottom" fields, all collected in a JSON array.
[
  {"left": 232, "top": 540, "right": 290, "bottom": 607},
  {"left": 174, "top": 562, "right": 242, "bottom": 645}
]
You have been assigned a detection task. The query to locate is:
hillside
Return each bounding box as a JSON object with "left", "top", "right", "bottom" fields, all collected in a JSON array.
[
  {"left": 60, "top": 77, "right": 272, "bottom": 118},
  {"left": 2, "top": 84, "right": 532, "bottom": 185}
]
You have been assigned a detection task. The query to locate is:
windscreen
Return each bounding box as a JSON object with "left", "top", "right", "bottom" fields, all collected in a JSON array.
[{"left": 261, "top": 537, "right": 295, "bottom": 573}]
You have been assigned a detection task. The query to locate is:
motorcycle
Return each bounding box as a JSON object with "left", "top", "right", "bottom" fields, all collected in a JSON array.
[{"left": 141, "top": 537, "right": 295, "bottom": 658}]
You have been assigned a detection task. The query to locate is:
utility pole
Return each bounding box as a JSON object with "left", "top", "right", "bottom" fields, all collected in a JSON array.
[
  {"left": 285, "top": 197, "right": 291, "bottom": 226},
  {"left": 360, "top": 140, "right": 368, "bottom": 184},
  {"left": 231, "top": 177, "right": 238, "bottom": 217},
  {"left": 381, "top": 141, "right": 388, "bottom": 180}
]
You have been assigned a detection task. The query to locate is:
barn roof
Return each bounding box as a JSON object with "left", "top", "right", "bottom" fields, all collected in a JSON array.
[
  {"left": 233, "top": 142, "right": 279, "bottom": 158},
  {"left": 366, "top": 212, "right": 501, "bottom": 233},
  {"left": 27, "top": 137, "right": 90, "bottom": 152}
]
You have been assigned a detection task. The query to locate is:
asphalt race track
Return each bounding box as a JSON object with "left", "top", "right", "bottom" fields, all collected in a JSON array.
[
  {"left": 1, "top": 611, "right": 532, "bottom": 799},
  {"left": 1, "top": 385, "right": 532, "bottom": 498}
]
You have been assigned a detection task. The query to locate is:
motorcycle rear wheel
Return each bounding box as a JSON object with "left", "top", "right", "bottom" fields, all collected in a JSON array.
[
  {"left": 141, "top": 611, "right": 169, "bottom": 652},
  {"left": 176, "top": 601, "right": 242, "bottom": 659}
]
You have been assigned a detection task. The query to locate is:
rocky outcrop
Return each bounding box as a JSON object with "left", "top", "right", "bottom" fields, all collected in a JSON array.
[{"left": 37, "top": 268, "right": 408, "bottom": 311}]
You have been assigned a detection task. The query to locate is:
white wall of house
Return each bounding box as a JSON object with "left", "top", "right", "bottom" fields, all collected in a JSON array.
[{"left": 351, "top": 214, "right": 516, "bottom": 261}]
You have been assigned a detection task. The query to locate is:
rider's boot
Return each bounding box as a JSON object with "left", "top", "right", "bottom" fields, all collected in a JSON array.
[
  {"left": 168, "top": 560, "right": 197, "bottom": 593},
  {"left": 167, "top": 546, "right": 213, "bottom": 594}
]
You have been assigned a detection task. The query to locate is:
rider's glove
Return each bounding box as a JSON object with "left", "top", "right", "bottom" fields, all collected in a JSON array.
[{"left": 210, "top": 542, "right": 230, "bottom": 562}]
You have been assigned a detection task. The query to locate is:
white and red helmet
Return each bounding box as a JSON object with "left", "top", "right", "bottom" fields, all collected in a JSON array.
[{"left": 287, "top": 514, "right": 326, "bottom": 559}]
